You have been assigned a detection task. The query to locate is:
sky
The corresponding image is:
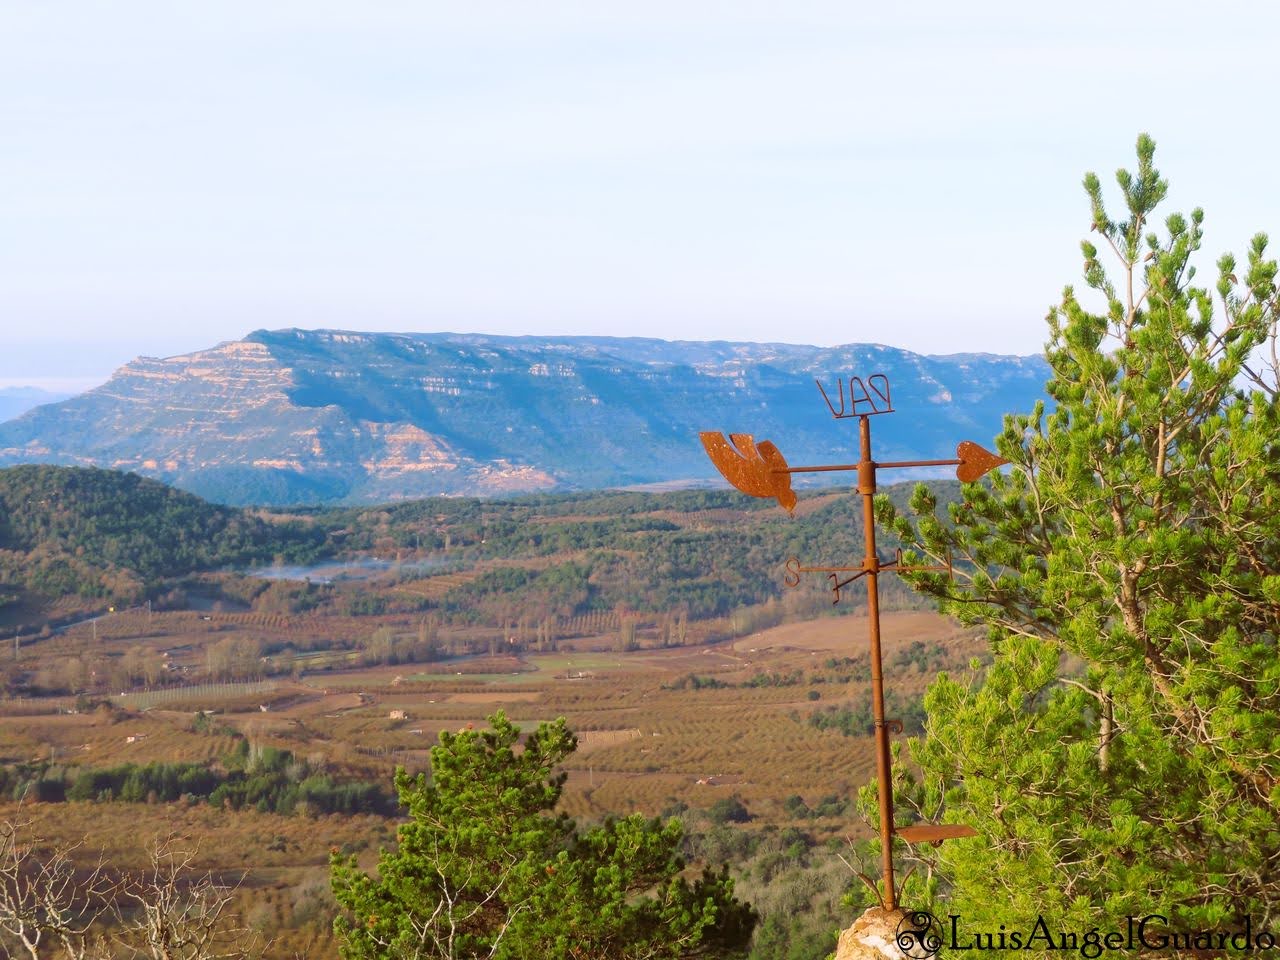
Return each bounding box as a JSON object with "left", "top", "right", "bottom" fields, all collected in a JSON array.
[{"left": 5, "top": 1, "right": 1280, "bottom": 390}]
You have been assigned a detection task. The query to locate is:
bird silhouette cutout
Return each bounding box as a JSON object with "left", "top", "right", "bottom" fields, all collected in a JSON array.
[{"left": 700, "top": 431, "right": 797, "bottom": 513}]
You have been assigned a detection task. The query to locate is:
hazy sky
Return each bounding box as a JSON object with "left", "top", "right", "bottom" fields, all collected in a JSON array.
[{"left": 5, "top": 1, "right": 1280, "bottom": 389}]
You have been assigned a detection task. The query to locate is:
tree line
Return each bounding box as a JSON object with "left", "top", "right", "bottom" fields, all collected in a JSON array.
[{"left": 0, "top": 740, "right": 394, "bottom": 818}]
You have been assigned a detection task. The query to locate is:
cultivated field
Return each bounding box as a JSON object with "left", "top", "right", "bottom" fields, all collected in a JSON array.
[{"left": 1, "top": 603, "right": 982, "bottom": 959}]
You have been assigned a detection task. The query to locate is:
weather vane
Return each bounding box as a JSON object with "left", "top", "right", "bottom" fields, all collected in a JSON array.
[{"left": 701, "top": 374, "right": 1006, "bottom": 912}]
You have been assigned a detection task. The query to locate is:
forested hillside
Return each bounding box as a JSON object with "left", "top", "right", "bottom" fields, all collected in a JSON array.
[
  {"left": 0, "top": 466, "right": 326, "bottom": 610},
  {"left": 0, "top": 465, "right": 955, "bottom": 646},
  {"left": 313, "top": 484, "right": 954, "bottom": 625}
]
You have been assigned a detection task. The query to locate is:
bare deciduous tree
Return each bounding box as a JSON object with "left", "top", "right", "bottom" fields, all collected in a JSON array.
[
  {"left": 113, "top": 834, "right": 260, "bottom": 960},
  {"left": 0, "top": 815, "right": 112, "bottom": 960},
  {"left": 1, "top": 817, "right": 263, "bottom": 960}
]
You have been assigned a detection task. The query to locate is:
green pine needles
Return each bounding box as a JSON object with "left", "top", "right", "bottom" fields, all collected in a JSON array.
[
  {"left": 879, "top": 135, "right": 1280, "bottom": 929},
  {"left": 330, "top": 712, "right": 755, "bottom": 959}
]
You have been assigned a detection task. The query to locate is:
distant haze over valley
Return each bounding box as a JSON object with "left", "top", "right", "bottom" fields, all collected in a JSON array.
[
  {"left": 0, "top": 386, "right": 72, "bottom": 424},
  {"left": 0, "top": 329, "right": 1050, "bottom": 506}
]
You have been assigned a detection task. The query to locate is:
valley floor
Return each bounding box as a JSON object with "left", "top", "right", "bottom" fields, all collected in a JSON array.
[{"left": 0, "top": 611, "right": 981, "bottom": 959}]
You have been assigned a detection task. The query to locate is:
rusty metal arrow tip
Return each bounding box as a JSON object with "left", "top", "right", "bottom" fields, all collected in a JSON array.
[{"left": 955, "top": 441, "right": 1008, "bottom": 482}]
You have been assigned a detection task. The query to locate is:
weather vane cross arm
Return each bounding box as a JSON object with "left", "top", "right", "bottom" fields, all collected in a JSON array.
[{"left": 704, "top": 433, "right": 1008, "bottom": 493}]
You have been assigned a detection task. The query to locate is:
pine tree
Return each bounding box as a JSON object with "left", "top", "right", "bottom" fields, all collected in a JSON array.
[
  {"left": 880, "top": 135, "right": 1280, "bottom": 929},
  {"left": 331, "top": 712, "right": 755, "bottom": 959}
]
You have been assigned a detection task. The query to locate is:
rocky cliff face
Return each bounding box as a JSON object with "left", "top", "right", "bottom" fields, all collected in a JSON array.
[{"left": 0, "top": 329, "right": 1049, "bottom": 505}]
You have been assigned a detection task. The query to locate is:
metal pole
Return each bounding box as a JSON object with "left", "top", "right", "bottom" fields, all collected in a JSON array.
[
  {"left": 699, "top": 376, "right": 1003, "bottom": 903},
  {"left": 857, "top": 414, "right": 896, "bottom": 910}
]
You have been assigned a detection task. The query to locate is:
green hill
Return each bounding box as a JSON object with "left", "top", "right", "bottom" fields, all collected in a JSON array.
[{"left": 0, "top": 465, "right": 327, "bottom": 612}]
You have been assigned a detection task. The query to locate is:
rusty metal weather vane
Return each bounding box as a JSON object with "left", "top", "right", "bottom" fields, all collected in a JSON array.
[{"left": 701, "top": 373, "right": 1007, "bottom": 912}]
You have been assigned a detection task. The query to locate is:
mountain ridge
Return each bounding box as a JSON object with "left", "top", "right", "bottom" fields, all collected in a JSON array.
[{"left": 0, "top": 329, "right": 1049, "bottom": 505}]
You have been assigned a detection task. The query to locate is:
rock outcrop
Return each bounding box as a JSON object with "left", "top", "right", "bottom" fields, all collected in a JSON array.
[{"left": 835, "top": 908, "right": 912, "bottom": 960}]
